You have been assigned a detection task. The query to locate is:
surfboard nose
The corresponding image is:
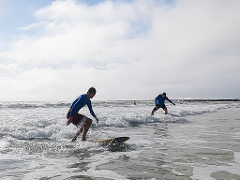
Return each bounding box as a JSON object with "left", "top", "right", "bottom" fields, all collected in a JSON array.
[
  {"left": 96, "top": 137, "right": 129, "bottom": 144},
  {"left": 112, "top": 137, "right": 129, "bottom": 143}
]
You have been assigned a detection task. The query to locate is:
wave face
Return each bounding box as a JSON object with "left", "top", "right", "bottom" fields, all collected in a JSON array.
[{"left": 0, "top": 99, "right": 239, "bottom": 140}]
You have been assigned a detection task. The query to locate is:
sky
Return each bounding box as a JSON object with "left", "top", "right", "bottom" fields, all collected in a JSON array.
[{"left": 0, "top": 0, "right": 240, "bottom": 101}]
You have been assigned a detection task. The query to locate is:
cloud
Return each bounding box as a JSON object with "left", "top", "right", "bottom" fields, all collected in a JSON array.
[
  {"left": 1, "top": 0, "right": 240, "bottom": 101},
  {"left": 19, "top": 21, "right": 48, "bottom": 31}
]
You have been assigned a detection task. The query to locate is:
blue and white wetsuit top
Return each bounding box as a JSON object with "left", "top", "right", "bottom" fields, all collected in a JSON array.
[
  {"left": 155, "top": 94, "right": 174, "bottom": 106},
  {"left": 70, "top": 94, "right": 97, "bottom": 118}
]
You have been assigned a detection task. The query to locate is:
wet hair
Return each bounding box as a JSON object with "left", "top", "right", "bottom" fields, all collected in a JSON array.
[
  {"left": 88, "top": 87, "right": 96, "bottom": 94},
  {"left": 162, "top": 92, "right": 166, "bottom": 95}
]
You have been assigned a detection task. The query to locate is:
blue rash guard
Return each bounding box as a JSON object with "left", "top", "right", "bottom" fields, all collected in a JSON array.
[
  {"left": 70, "top": 94, "right": 97, "bottom": 118},
  {"left": 155, "top": 94, "right": 175, "bottom": 106}
]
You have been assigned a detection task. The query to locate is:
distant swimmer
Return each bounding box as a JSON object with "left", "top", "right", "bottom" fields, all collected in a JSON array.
[
  {"left": 151, "top": 92, "right": 175, "bottom": 115},
  {"left": 133, "top": 101, "right": 136, "bottom": 105},
  {"left": 66, "top": 87, "right": 99, "bottom": 142}
]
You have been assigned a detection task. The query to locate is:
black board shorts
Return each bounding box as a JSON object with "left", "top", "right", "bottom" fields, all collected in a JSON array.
[{"left": 156, "top": 104, "right": 167, "bottom": 110}]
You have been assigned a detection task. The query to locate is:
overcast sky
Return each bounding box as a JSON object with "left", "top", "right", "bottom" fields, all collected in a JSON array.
[{"left": 0, "top": 0, "right": 240, "bottom": 101}]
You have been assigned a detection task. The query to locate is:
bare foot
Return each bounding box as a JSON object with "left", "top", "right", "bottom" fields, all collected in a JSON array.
[{"left": 72, "top": 137, "right": 77, "bottom": 142}]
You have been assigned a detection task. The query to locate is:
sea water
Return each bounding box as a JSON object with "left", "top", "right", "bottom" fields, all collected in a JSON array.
[{"left": 0, "top": 100, "right": 240, "bottom": 180}]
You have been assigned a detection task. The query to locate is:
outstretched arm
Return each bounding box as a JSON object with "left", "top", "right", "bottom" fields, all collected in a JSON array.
[
  {"left": 166, "top": 97, "right": 175, "bottom": 105},
  {"left": 87, "top": 101, "right": 99, "bottom": 123}
]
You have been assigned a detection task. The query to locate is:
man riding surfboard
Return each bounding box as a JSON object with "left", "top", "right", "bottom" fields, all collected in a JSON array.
[
  {"left": 151, "top": 92, "right": 175, "bottom": 115},
  {"left": 66, "top": 87, "right": 99, "bottom": 142}
]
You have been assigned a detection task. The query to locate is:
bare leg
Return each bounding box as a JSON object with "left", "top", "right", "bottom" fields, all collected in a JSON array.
[
  {"left": 151, "top": 106, "right": 159, "bottom": 115},
  {"left": 71, "top": 125, "right": 85, "bottom": 142},
  {"left": 81, "top": 118, "right": 92, "bottom": 141},
  {"left": 72, "top": 129, "right": 81, "bottom": 142},
  {"left": 164, "top": 108, "right": 168, "bottom": 115}
]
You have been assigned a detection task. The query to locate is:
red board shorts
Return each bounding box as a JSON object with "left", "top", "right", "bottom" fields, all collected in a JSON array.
[{"left": 68, "top": 113, "right": 87, "bottom": 129}]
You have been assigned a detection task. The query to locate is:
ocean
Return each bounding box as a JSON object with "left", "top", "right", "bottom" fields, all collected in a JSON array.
[{"left": 0, "top": 99, "right": 240, "bottom": 180}]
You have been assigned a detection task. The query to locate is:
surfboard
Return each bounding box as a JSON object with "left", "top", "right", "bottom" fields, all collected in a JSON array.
[{"left": 96, "top": 137, "right": 129, "bottom": 144}]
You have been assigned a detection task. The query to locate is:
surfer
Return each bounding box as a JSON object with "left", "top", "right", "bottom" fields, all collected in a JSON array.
[
  {"left": 66, "top": 87, "right": 99, "bottom": 142},
  {"left": 151, "top": 92, "right": 175, "bottom": 115},
  {"left": 133, "top": 101, "right": 136, "bottom": 105}
]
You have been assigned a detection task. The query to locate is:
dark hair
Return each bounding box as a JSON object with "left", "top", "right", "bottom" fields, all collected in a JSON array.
[
  {"left": 162, "top": 92, "right": 166, "bottom": 95},
  {"left": 88, "top": 87, "right": 96, "bottom": 94}
]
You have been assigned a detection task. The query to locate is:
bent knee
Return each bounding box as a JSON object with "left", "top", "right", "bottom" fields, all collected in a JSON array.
[{"left": 87, "top": 118, "right": 92, "bottom": 124}]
